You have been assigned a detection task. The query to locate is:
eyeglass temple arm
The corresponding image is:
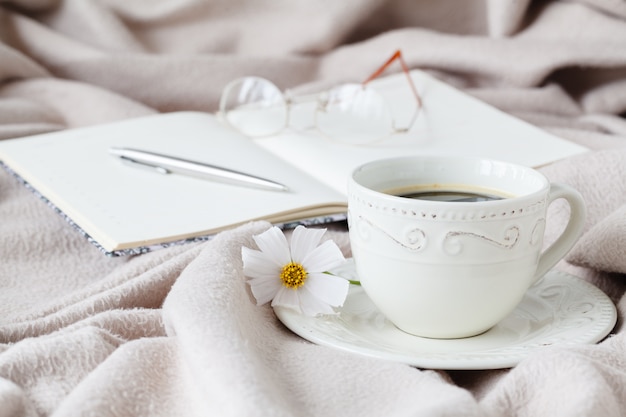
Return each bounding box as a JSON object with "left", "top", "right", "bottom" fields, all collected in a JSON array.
[{"left": 360, "top": 50, "right": 423, "bottom": 109}]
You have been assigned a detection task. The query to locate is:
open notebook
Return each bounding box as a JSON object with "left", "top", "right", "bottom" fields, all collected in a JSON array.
[{"left": 0, "top": 70, "right": 587, "bottom": 256}]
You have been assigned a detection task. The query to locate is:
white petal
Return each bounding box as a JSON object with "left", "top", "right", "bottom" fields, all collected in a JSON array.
[
  {"left": 248, "top": 276, "right": 281, "bottom": 305},
  {"left": 290, "top": 226, "right": 326, "bottom": 263},
  {"left": 272, "top": 287, "right": 301, "bottom": 311},
  {"left": 242, "top": 247, "right": 282, "bottom": 278},
  {"left": 301, "top": 240, "right": 346, "bottom": 273},
  {"left": 298, "top": 287, "right": 336, "bottom": 316},
  {"left": 305, "top": 273, "right": 350, "bottom": 307},
  {"left": 253, "top": 227, "right": 291, "bottom": 265}
]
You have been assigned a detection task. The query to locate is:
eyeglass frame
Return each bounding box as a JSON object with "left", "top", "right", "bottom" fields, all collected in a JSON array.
[{"left": 218, "top": 50, "right": 423, "bottom": 143}]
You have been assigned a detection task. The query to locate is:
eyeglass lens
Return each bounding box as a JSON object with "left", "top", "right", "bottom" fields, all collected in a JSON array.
[
  {"left": 316, "top": 84, "right": 394, "bottom": 145},
  {"left": 220, "top": 77, "right": 288, "bottom": 137}
]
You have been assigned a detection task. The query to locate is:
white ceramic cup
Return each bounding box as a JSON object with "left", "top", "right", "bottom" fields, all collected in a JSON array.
[{"left": 347, "top": 156, "right": 586, "bottom": 339}]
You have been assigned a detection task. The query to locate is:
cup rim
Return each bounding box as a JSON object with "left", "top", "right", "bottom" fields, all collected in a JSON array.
[{"left": 349, "top": 155, "right": 549, "bottom": 207}]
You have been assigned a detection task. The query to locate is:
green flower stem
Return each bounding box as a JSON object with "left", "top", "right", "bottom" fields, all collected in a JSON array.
[{"left": 324, "top": 271, "right": 361, "bottom": 286}]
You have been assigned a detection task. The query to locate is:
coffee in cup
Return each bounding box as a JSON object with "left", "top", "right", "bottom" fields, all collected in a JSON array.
[{"left": 386, "top": 184, "right": 513, "bottom": 202}]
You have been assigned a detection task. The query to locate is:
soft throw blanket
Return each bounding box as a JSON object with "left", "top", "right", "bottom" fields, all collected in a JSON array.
[{"left": 1, "top": 1, "right": 626, "bottom": 416}]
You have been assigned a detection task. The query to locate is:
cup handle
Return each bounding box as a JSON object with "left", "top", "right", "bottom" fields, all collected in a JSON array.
[{"left": 533, "top": 183, "right": 587, "bottom": 282}]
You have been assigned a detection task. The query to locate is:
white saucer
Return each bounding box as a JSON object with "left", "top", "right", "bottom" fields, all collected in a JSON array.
[{"left": 274, "top": 261, "right": 617, "bottom": 370}]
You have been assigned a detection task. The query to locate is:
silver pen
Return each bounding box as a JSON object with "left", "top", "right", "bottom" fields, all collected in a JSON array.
[{"left": 109, "top": 147, "right": 289, "bottom": 192}]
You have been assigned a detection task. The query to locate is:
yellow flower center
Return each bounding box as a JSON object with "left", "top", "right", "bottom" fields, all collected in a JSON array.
[{"left": 280, "top": 262, "right": 307, "bottom": 289}]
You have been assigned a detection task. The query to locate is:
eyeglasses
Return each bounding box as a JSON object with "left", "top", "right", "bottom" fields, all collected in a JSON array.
[{"left": 218, "top": 50, "right": 423, "bottom": 145}]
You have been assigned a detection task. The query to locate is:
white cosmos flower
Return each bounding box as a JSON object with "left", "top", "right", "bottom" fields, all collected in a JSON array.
[{"left": 242, "top": 225, "right": 349, "bottom": 316}]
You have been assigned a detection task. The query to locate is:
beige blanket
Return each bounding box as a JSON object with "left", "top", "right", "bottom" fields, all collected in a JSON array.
[{"left": 1, "top": 1, "right": 626, "bottom": 416}]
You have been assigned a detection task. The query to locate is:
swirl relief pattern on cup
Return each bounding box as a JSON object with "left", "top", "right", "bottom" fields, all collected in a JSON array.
[
  {"left": 357, "top": 215, "right": 426, "bottom": 251},
  {"left": 443, "top": 225, "right": 520, "bottom": 255}
]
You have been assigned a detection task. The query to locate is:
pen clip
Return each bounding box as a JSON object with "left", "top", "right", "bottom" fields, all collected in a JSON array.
[{"left": 119, "top": 156, "right": 170, "bottom": 175}]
